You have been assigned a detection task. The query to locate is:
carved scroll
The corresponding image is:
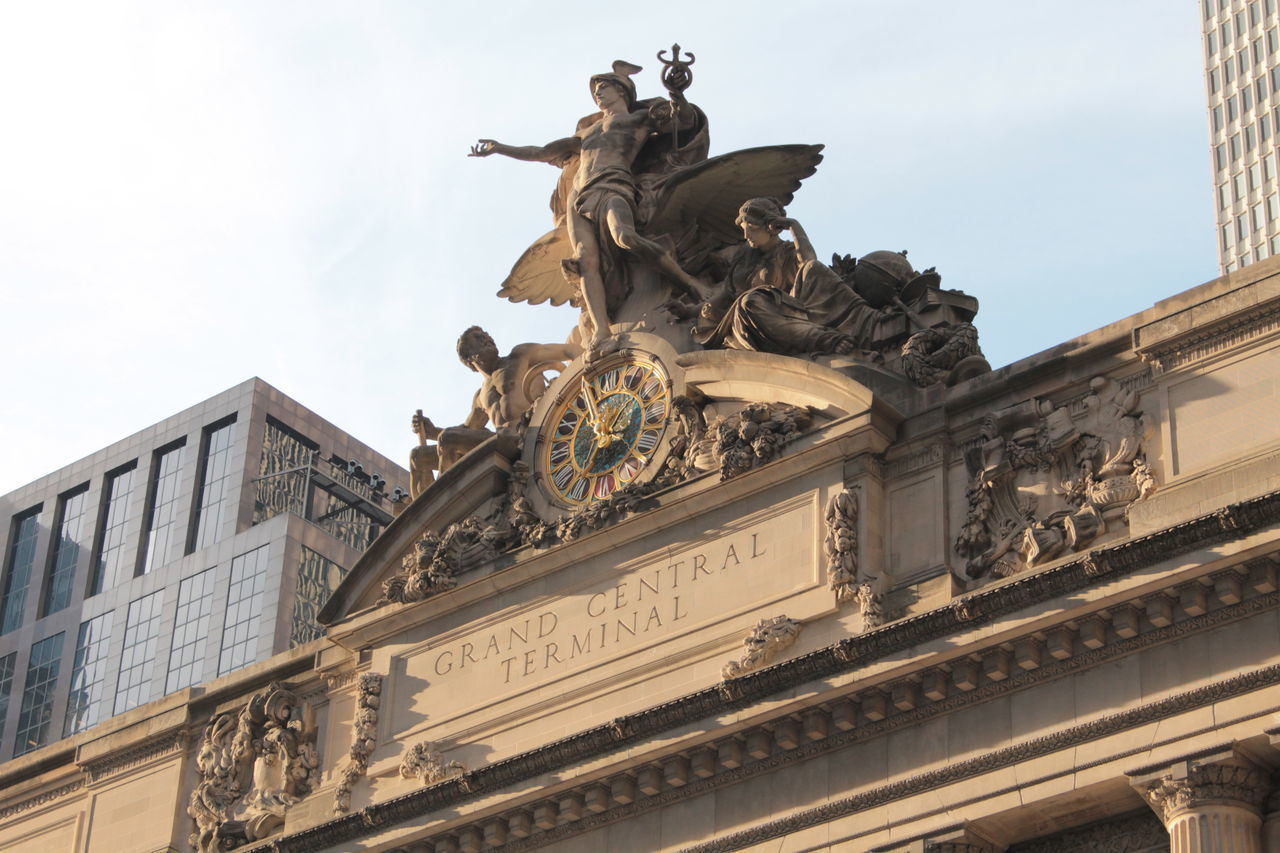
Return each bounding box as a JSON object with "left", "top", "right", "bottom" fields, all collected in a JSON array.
[
  {"left": 333, "top": 673, "right": 382, "bottom": 814},
  {"left": 399, "top": 741, "right": 465, "bottom": 787},
  {"left": 722, "top": 616, "right": 802, "bottom": 679},
  {"left": 187, "top": 682, "right": 318, "bottom": 853}
]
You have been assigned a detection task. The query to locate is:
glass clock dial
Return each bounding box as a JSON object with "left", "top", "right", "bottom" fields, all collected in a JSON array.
[{"left": 542, "top": 357, "right": 670, "bottom": 506}]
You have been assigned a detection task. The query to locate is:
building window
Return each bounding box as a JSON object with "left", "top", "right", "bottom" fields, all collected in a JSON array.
[
  {"left": 1267, "top": 152, "right": 1277, "bottom": 180},
  {"left": 1241, "top": 49, "right": 1251, "bottom": 76},
  {"left": 1226, "top": 58, "right": 1237, "bottom": 85},
  {"left": 42, "top": 485, "right": 89, "bottom": 618},
  {"left": 1214, "top": 105, "right": 1225, "bottom": 133},
  {"left": 1221, "top": 182, "right": 1232, "bottom": 209},
  {"left": 1230, "top": 95, "right": 1240, "bottom": 123},
  {"left": 1238, "top": 12, "right": 1248, "bottom": 39},
  {"left": 291, "top": 547, "right": 345, "bottom": 648},
  {"left": 1235, "top": 172, "right": 1248, "bottom": 200},
  {"left": 1262, "top": 114, "right": 1272, "bottom": 141},
  {"left": 14, "top": 633, "right": 63, "bottom": 756},
  {"left": 139, "top": 441, "right": 187, "bottom": 575},
  {"left": 167, "top": 568, "right": 215, "bottom": 692},
  {"left": 1248, "top": 125, "right": 1259, "bottom": 151},
  {"left": 1251, "top": 0, "right": 1260, "bottom": 29},
  {"left": 1212, "top": 67, "right": 1222, "bottom": 94},
  {"left": 1268, "top": 194, "right": 1279, "bottom": 221},
  {"left": 2, "top": 508, "right": 42, "bottom": 634},
  {"left": 90, "top": 464, "right": 137, "bottom": 596},
  {"left": 114, "top": 591, "right": 163, "bottom": 714},
  {"left": 219, "top": 546, "right": 268, "bottom": 676},
  {"left": 63, "top": 612, "right": 113, "bottom": 736},
  {"left": 1269, "top": 28, "right": 1278, "bottom": 54},
  {"left": 1239, "top": 213, "right": 1251, "bottom": 240},
  {"left": 1252, "top": 161, "right": 1264, "bottom": 191},
  {"left": 1217, "top": 142, "right": 1229, "bottom": 170},
  {"left": 254, "top": 418, "right": 317, "bottom": 525},
  {"left": 1232, "top": 133, "right": 1243, "bottom": 161},
  {"left": 0, "top": 652, "right": 15, "bottom": 746},
  {"left": 1256, "top": 38, "right": 1266, "bottom": 66},
  {"left": 189, "top": 418, "right": 237, "bottom": 554},
  {"left": 1254, "top": 201, "right": 1266, "bottom": 231},
  {"left": 1243, "top": 86, "right": 1254, "bottom": 113},
  {"left": 1209, "top": 29, "right": 1219, "bottom": 55},
  {"left": 1223, "top": 223, "right": 1235, "bottom": 251}
]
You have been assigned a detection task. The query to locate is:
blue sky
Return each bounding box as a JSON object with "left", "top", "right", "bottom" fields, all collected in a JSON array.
[{"left": 0, "top": 1, "right": 1216, "bottom": 493}]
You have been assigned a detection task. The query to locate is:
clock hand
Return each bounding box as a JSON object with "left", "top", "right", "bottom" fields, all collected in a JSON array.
[{"left": 581, "top": 377, "right": 601, "bottom": 432}]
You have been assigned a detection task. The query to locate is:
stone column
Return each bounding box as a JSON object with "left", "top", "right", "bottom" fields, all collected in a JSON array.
[
  {"left": 1261, "top": 772, "right": 1280, "bottom": 853},
  {"left": 1136, "top": 760, "right": 1269, "bottom": 853}
]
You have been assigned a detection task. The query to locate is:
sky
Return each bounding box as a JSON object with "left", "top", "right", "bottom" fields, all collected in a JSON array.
[{"left": 0, "top": 1, "right": 1217, "bottom": 495}]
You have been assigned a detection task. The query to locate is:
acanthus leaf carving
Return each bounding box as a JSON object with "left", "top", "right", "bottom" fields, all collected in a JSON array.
[
  {"left": 824, "top": 487, "right": 860, "bottom": 604},
  {"left": 332, "top": 673, "right": 383, "bottom": 815},
  {"left": 187, "top": 682, "right": 319, "bottom": 853},
  {"left": 1140, "top": 762, "right": 1270, "bottom": 824}
]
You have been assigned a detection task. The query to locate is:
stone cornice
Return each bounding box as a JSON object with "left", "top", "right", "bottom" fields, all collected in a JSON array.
[
  {"left": 240, "top": 488, "right": 1280, "bottom": 853},
  {"left": 81, "top": 731, "right": 186, "bottom": 785},
  {"left": 0, "top": 780, "right": 84, "bottom": 821}
]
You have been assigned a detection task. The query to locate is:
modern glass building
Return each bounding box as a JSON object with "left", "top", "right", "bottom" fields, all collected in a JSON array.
[
  {"left": 0, "top": 378, "right": 406, "bottom": 761},
  {"left": 1203, "top": 0, "right": 1280, "bottom": 272}
]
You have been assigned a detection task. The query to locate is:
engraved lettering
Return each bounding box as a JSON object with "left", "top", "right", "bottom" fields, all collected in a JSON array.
[
  {"left": 538, "top": 611, "right": 558, "bottom": 638},
  {"left": 545, "top": 641, "right": 563, "bottom": 667},
  {"left": 434, "top": 651, "right": 454, "bottom": 676},
  {"left": 461, "top": 642, "right": 477, "bottom": 666},
  {"left": 522, "top": 649, "right": 537, "bottom": 676},
  {"left": 587, "top": 592, "right": 607, "bottom": 617},
  {"left": 615, "top": 612, "right": 637, "bottom": 641},
  {"left": 644, "top": 606, "right": 663, "bottom": 631},
  {"left": 638, "top": 571, "right": 659, "bottom": 600},
  {"left": 751, "top": 532, "right": 765, "bottom": 558},
  {"left": 509, "top": 619, "right": 528, "bottom": 648},
  {"left": 501, "top": 657, "right": 516, "bottom": 683},
  {"left": 571, "top": 631, "right": 593, "bottom": 658},
  {"left": 614, "top": 583, "right": 628, "bottom": 610},
  {"left": 722, "top": 544, "right": 740, "bottom": 570},
  {"left": 693, "top": 553, "right": 712, "bottom": 579}
]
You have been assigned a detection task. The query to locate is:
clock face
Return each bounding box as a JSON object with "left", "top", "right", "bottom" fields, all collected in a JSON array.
[{"left": 542, "top": 356, "right": 671, "bottom": 506}]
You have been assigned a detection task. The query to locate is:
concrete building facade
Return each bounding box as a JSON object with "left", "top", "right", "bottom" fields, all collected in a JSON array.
[
  {"left": 0, "top": 378, "right": 406, "bottom": 763},
  {"left": 1203, "top": 0, "right": 1280, "bottom": 272}
]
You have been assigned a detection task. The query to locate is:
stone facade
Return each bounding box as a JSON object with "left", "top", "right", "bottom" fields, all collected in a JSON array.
[{"left": 6, "top": 256, "right": 1280, "bottom": 851}]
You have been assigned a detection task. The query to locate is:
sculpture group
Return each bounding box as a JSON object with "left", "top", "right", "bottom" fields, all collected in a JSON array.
[{"left": 409, "top": 47, "right": 989, "bottom": 494}]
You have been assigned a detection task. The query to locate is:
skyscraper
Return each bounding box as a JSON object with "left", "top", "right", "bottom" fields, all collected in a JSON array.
[
  {"left": 1203, "top": 0, "right": 1280, "bottom": 272},
  {"left": 0, "top": 378, "right": 406, "bottom": 761}
]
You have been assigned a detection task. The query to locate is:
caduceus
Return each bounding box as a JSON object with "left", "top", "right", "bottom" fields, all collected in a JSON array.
[{"left": 649, "top": 43, "right": 696, "bottom": 148}]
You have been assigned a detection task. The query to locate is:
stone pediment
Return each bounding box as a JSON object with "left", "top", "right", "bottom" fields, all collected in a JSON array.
[{"left": 319, "top": 350, "right": 899, "bottom": 628}]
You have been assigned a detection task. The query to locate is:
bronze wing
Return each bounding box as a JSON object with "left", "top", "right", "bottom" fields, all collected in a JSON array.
[
  {"left": 495, "top": 226, "right": 580, "bottom": 308},
  {"left": 645, "top": 144, "right": 825, "bottom": 246}
]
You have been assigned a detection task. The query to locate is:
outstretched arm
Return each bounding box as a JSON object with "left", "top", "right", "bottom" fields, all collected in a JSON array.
[
  {"left": 516, "top": 342, "right": 584, "bottom": 363},
  {"left": 469, "top": 137, "right": 581, "bottom": 164}
]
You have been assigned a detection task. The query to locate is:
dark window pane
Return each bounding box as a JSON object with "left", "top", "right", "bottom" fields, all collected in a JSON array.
[
  {"left": 166, "top": 568, "right": 215, "bottom": 692},
  {"left": 90, "top": 465, "right": 138, "bottom": 595},
  {"left": 2, "top": 509, "right": 42, "bottom": 634},
  {"left": 140, "top": 442, "right": 187, "bottom": 574},
  {"left": 219, "top": 546, "right": 268, "bottom": 676},
  {"left": 190, "top": 420, "right": 237, "bottom": 553},
  {"left": 115, "top": 591, "right": 163, "bottom": 714},
  {"left": 43, "top": 486, "right": 89, "bottom": 616},
  {"left": 14, "top": 633, "right": 63, "bottom": 755},
  {"left": 254, "top": 418, "right": 317, "bottom": 525},
  {"left": 64, "top": 613, "right": 113, "bottom": 735},
  {"left": 291, "top": 547, "right": 346, "bottom": 648}
]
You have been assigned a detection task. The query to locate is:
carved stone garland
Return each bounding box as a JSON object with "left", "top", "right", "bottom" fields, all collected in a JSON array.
[
  {"left": 955, "top": 376, "right": 1157, "bottom": 580},
  {"left": 399, "top": 741, "right": 466, "bottom": 787},
  {"left": 187, "top": 682, "right": 319, "bottom": 853},
  {"left": 722, "top": 615, "right": 802, "bottom": 679},
  {"left": 332, "top": 673, "right": 382, "bottom": 815}
]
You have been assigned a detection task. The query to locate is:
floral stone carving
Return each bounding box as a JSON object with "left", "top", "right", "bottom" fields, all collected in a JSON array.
[
  {"left": 187, "top": 682, "right": 319, "bottom": 853},
  {"left": 722, "top": 615, "right": 803, "bottom": 679},
  {"left": 399, "top": 741, "right": 466, "bottom": 786},
  {"left": 824, "top": 487, "right": 860, "bottom": 603},
  {"left": 955, "top": 376, "right": 1156, "bottom": 580},
  {"left": 333, "top": 673, "right": 382, "bottom": 814}
]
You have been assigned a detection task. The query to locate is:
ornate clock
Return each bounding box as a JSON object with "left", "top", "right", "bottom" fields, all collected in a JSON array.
[{"left": 538, "top": 353, "right": 672, "bottom": 506}]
